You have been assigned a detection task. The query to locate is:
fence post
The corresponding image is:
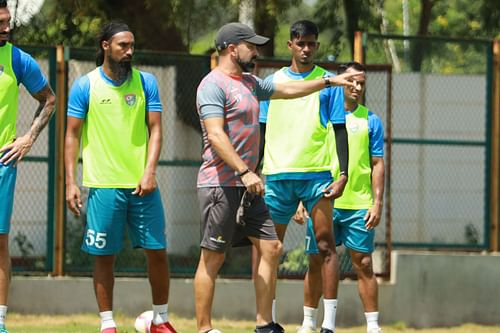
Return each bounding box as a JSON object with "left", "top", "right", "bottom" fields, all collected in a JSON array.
[
  {"left": 52, "top": 45, "right": 66, "bottom": 276},
  {"left": 354, "top": 31, "right": 364, "bottom": 63},
  {"left": 490, "top": 40, "right": 500, "bottom": 252}
]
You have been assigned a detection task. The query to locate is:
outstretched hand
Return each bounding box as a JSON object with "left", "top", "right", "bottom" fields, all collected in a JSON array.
[{"left": 328, "top": 71, "right": 365, "bottom": 89}]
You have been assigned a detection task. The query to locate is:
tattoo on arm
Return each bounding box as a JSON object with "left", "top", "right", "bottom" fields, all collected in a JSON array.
[{"left": 30, "top": 84, "right": 56, "bottom": 142}]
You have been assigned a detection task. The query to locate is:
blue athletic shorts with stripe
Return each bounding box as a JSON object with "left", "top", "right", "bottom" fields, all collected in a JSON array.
[
  {"left": 0, "top": 161, "right": 17, "bottom": 234},
  {"left": 305, "top": 208, "right": 375, "bottom": 254},
  {"left": 264, "top": 178, "right": 332, "bottom": 225},
  {"left": 82, "top": 188, "right": 167, "bottom": 255}
]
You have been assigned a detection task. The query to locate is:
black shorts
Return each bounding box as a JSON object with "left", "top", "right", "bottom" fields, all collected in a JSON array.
[{"left": 197, "top": 187, "right": 278, "bottom": 252}]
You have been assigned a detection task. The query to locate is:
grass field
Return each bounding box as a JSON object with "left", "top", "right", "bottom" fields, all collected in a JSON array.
[{"left": 4, "top": 314, "right": 500, "bottom": 333}]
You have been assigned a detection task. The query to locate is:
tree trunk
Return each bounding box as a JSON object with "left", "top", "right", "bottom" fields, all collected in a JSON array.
[
  {"left": 410, "top": 0, "right": 435, "bottom": 71},
  {"left": 343, "top": 0, "right": 361, "bottom": 58},
  {"left": 239, "top": 0, "right": 255, "bottom": 29},
  {"left": 254, "top": 0, "right": 276, "bottom": 57}
]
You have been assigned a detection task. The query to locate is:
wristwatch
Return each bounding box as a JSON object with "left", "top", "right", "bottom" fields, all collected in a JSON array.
[
  {"left": 236, "top": 168, "right": 251, "bottom": 177},
  {"left": 324, "top": 76, "right": 331, "bottom": 88}
]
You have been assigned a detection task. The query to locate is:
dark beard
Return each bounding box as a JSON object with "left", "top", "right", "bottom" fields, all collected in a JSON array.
[
  {"left": 107, "top": 55, "right": 132, "bottom": 82},
  {"left": 0, "top": 33, "right": 8, "bottom": 46},
  {"left": 237, "top": 56, "right": 256, "bottom": 73}
]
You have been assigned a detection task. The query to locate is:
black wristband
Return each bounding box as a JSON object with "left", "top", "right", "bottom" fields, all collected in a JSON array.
[
  {"left": 324, "top": 76, "right": 331, "bottom": 88},
  {"left": 339, "top": 171, "right": 348, "bottom": 177},
  {"left": 237, "top": 168, "right": 251, "bottom": 177}
]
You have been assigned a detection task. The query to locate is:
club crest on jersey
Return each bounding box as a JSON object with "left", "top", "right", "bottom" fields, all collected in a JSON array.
[
  {"left": 348, "top": 121, "right": 361, "bottom": 133},
  {"left": 124, "top": 94, "right": 136, "bottom": 106}
]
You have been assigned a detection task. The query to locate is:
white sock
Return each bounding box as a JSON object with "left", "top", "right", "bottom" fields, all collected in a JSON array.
[
  {"left": 301, "top": 306, "right": 318, "bottom": 329},
  {"left": 272, "top": 299, "right": 276, "bottom": 323},
  {"left": 99, "top": 311, "right": 116, "bottom": 331},
  {"left": 152, "top": 303, "right": 169, "bottom": 325},
  {"left": 321, "top": 299, "right": 337, "bottom": 331},
  {"left": 365, "top": 311, "right": 380, "bottom": 330},
  {"left": 0, "top": 305, "right": 7, "bottom": 327}
]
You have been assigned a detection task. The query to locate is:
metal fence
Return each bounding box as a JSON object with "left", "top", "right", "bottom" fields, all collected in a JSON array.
[
  {"left": 8, "top": 35, "right": 497, "bottom": 278},
  {"left": 8, "top": 46, "right": 56, "bottom": 273},
  {"left": 254, "top": 60, "right": 393, "bottom": 279},
  {"left": 362, "top": 33, "right": 494, "bottom": 250},
  {"left": 63, "top": 48, "right": 209, "bottom": 276}
]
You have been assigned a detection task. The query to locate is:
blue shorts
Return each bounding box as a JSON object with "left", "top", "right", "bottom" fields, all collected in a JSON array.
[
  {"left": 305, "top": 209, "right": 374, "bottom": 254},
  {"left": 82, "top": 188, "right": 167, "bottom": 255},
  {"left": 264, "top": 178, "right": 332, "bottom": 225},
  {"left": 0, "top": 162, "right": 17, "bottom": 234}
]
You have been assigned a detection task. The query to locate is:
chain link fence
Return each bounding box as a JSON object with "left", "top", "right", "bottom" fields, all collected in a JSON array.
[
  {"left": 8, "top": 46, "right": 56, "bottom": 273},
  {"left": 10, "top": 36, "right": 495, "bottom": 278},
  {"left": 364, "top": 34, "right": 493, "bottom": 250},
  {"left": 255, "top": 60, "right": 393, "bottom": 279},
  {"left": 63, "top": 48, "right": 208, "bottom": 276}
]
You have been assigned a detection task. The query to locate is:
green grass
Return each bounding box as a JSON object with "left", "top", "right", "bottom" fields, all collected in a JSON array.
[{"left": 4, "top": 314, "right": 500, "bottom": 333}]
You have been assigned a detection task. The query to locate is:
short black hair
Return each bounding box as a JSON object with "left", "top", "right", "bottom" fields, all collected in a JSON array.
[
  {"left": 337, "top": 61, "right": 366, "bottom": 75},
  {"left": 290, "top": 20, "right": 319, "bottom": 40},
  {"left": 95, "top": 21, "right": 131, "bottom": 66},
  {"left": 0, "top": 1, "right": 7, "bottom": 8}
]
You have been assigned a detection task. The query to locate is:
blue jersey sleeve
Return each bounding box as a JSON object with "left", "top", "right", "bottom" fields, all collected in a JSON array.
[
  {"left": 319, "top": 85, "right": 345, "bottom": 127},
  {"left": 255, "top": 75, "right": 275, "bottom": 101},
  {"left": 259, "top": 100, "right": 270, "bottom": 123},
  {"left": 13, "top": 46, "right": 48, "bottom": 94},
  {"left": 197, "top": 81, "right": 225, "bottom": 119},
  {"left": 258, "top": 74, "right": 273, "bottom": 123},
  {"left": 140, "top": 71, "right": 162, "bottom": 112},
  {"left": 67, "top": 75, "right": 90, "bottom": 119},
  {"left": 368, "top": 111, "right": 385, "bottom": 157}
]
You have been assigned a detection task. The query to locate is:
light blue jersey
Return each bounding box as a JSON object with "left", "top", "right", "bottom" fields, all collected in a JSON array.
[{"left": 11, "top": 45, "right": 48, "bottom": 93}]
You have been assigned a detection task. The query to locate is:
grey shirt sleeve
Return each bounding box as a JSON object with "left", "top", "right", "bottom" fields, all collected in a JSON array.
[
  {"left": 254, "top": 75, "right": 275, "bottom": 101},
  {"left": 197, "top": 81, "right": 226, "bottom": 119}
]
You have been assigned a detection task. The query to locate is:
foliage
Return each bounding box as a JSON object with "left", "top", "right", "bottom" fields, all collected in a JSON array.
[
  {"left": 11, "top": 232, "right": 46, "bottom": 271},
  {"left": 279, "top": 245, "right": 308, "bottom": 275},
  {"left": 464, "top": 223, "right": 480, "bottom": 245},
  {"left": 361, "top": 0, "right": 494, "bottom": 73},
  {"left": 312, "top": 0, "right": 383, "bottom": 59},
  {"left": 381, "top": 0, "right": 498, "bottom": 39},
  {"left": 10, "top": 0, "right": 498, "bottom": 70},
  {"left": 13, "top": 0, "right": 188, "bottom": 50},
  {"left": 13, "top": 232, "right": 34, "bottom": 257},
  {"left": 253, "top": 0, "right": 302, "bottom": 56}
]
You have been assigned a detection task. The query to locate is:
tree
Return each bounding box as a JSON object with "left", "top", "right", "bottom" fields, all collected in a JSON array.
[
  {"left": 313, "top": 0, "right": 382, "bottom": 59},
  {"left": 254, "top": 0, "right": 301, "bottom": 57},
  {"left": 410, "top": 0, "right": 437, "bottom": 71},
  {"left": 13, "top": 0, "right": 214, "bottom": 51},
  {"left": 480, "top": 0, "right": 500, "bottom": 38}
]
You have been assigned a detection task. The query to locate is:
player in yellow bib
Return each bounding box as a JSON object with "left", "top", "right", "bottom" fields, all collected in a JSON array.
[
  {"left": 0, "top": 2, "right": 56, "bottom": 332},
  {"left": 65, "top": 22, "right": 177, "bottom": 333},
  {"left": 258, "top": 21, "right": 349, "bottom": 333},
  {"left": 303, "top": 62, "right": 385, "bottom": 333}
]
